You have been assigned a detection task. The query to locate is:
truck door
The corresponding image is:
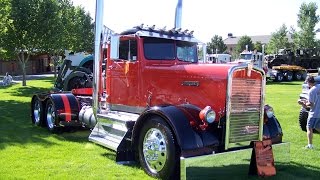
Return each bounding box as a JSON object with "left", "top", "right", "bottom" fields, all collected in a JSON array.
[{"left": 108, "top": 37, "right": 141, "bottom": 112}]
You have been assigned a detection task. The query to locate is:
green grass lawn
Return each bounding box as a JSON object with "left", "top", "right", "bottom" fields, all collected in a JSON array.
[{"left": 0, "top": 78, "right": 320, "bottom": 179}]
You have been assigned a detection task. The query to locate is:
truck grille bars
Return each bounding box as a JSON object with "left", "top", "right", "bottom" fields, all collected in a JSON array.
[{"left": 225, "top": 66, "right": 265, "bottom": 150}]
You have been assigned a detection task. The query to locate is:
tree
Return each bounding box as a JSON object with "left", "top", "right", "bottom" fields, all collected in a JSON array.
[
  {"left": 294, "top": 2, "right": 319, "bottom": 49},
  {"left": 206, "top": 35, "right": 227, "bottom": 54},
  {"left": 38, "top": 0, "right": 94, "bottom": 78},
  {"left": 254, "top": 41, "right": 263, "bottom": 52},
  {"left": 1, "top": 0, "right": 46, "bottom": 86},
  {"left": 0, "top": 0, "right": 11, "bottom": 58},
  {"left": 235, "top": 35, "right": 253, "bottom": 54},
  {"left": 267, "top": 24, "right": 291, "bottom": 54},
  {"left": 1, "top": 0, "right": 94, "bottom": 83}
]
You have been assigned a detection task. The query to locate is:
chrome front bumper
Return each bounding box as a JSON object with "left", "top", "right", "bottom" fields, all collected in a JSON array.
[{"left": 180, "top": 142, "right": 290, "bottom": 180}]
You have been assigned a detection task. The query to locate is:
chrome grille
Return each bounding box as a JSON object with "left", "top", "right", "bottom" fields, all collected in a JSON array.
[{"left": 225, "top": 68, "right": 264, "bottom": 149}]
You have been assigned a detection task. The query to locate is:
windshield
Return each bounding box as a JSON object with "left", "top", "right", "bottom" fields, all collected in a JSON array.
[
  {"left": 176, "top": 41, "right": 197, "bottom": 62},
  {"left": 143, "top": 37, "right": 198, "bottom": 62},
  {"left": 240, "top": 54, "right": 252, "bottom": 60},
  {"left": 144, "top": 38, "right": 175, "bottom": 60}
]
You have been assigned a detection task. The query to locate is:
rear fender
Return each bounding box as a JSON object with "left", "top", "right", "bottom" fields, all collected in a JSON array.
[
  {"left": 48, "top": 93, "right": 80, "bottom": 122},
  {"left": 132, "top": 105, "right": 207, "bottom": 152}
]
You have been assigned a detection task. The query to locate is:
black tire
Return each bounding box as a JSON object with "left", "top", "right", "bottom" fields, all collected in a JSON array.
[
  {"left": 31, "top": 96, "right": 44, "bottom": 126},
  {"left": 293, "top": 71, "right": 303, "bottom": 81},
  {"left": 274, "top": 72, "right": 284, "bottom": 82},
  {"left": 299, "top": 108, "right": 308, "bottom": 132},
  {"left": 63, "top": 71, "right": 92, "bottom": 91},
  {"left": 284, "top": 71, "right": 293, "bottom": 81},
  {"left": 45, "top": 99, "right": 60, "bottom": 133},
  {"left": 137, "top": 116, "right": 179, "bottom": 179}
]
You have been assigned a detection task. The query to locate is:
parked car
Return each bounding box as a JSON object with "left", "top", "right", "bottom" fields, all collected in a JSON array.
[{"left": 298, "top": 74, "right": 320, "bottom": 131}]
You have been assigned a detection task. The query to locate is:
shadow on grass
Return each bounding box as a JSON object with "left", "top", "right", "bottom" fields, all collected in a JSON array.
[
  {"left": 0, "top": 84, "right": 14, "bottom": 89},
  {"left": 9, "top": 85, "right": 53, "bottom": 97},
  {"left": 55, "top": 128, "right": 91, "bottom": 143},
  {"left": 266, "top": 81, "right": 303, "bottom": 86},
  {"left": 0, "top": 100, "right": 57, "bottom": 149},
  {"left": 185, "top": 161, "right": 320, "bottom": 179}
]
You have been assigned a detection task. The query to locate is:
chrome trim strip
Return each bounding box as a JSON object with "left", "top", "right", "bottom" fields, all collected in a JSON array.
[
  {"left": 135, "top": 30, "right": 201, "bottom": 43},
  {"left": 225, "top": 65, "right": 266, "bottom": 150},
  {"left": 109, "top": 104, "right": 145, "bottom": 114}
]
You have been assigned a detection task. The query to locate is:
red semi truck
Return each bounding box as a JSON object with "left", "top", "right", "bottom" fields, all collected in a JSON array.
[{"left": 30, "top": 0, "right": 287, "bottom": 179}]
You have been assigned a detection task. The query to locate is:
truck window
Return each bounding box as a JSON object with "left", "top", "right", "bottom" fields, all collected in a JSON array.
[
  {"left": 143, "top": 38, "right": 175, "bottom": 60},
  {"left": 119, "top": 40, "right": 137, "bottom": 61},
  {"left": 176, "top": 41, "right": 197, "bottom": 62}
]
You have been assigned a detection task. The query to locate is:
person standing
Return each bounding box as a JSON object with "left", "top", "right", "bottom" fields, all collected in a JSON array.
[{"left": 299, "top": 76, "right": 320, "bottom": 149}]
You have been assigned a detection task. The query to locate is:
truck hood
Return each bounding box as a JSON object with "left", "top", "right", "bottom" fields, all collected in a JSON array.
[{"left": 142, "top": 63, "right": 238, "bottom": 120}]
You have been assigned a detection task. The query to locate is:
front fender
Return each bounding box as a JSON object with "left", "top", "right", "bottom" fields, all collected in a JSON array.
[{"left": 133, "top": 105, "right": 204, "bottom": 151}]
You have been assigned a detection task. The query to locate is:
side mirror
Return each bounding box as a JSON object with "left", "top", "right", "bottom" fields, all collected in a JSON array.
[{"left": 110, "top": 35, "right": 119, "bottom": 59}]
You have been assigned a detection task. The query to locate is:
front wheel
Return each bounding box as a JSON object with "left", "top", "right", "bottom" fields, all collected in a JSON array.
[{"left": 137, "top": 116, "right": 179, "bottom": 179}]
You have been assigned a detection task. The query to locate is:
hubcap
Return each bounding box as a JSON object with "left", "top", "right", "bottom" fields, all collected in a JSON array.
[
  {"left": 296, "top": 74, "right": 302, "bottom": 80},
  {"left": 46, "top": 104, "right": 55, "bottom": 129},
  {"left": 143, "top": 128, "right": 167, "bottom": 173},
  {"left": 33, "top": 100, "right": 41, "bottom": 125}
]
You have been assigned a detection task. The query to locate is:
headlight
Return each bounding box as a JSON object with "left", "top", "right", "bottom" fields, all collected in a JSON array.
[
  {"left": 264, "top": 104, "right": 274, "bottom": 118},
  {"left": 199, "top": 106, "right": 216, "bottom": 123}
]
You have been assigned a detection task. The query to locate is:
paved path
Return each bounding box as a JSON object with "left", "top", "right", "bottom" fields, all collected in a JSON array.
[{"left": 0, "top": 73, "right": 55, "bottom": 84}]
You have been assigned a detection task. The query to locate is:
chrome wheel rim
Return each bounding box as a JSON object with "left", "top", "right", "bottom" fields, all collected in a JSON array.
[
  {"left": 143, "top": 128, "right": 167, "bottom": 173},
  {"left": 46, "top": 103, "right": 55, "bottom": 129},
  {"left": 33, "top": 100, "right": 41, "bottom": 125}
]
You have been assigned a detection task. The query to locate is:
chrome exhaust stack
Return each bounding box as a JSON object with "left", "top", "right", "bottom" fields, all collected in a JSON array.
[
  {"left": 93, "top": 0, "right": 104, "bottom": 117},
  {"left": 174, "top": 0, "right": 182, "bottom": 29}
]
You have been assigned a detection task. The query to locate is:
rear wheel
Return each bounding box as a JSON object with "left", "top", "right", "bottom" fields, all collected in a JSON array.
[
  {"left": 293, "top": 71, "right": 303, "bottom": 81},
  {"left": 137, "top": 116, "right": 179, "bottom": 179},
  {"left": 31, "top": 96, "right": 43, "bottom": 126},
  {"left": 64, "top": 71, "right": 92, "bottom": 91},
  {"left": 284, "top": 71, "right": 293, "bottom": 81},
  {"left": 45, "top": 99, "right": 60, "bottom": 133},
  {"left": 274, "top": 72, "right": 284, "bottom": 82}
]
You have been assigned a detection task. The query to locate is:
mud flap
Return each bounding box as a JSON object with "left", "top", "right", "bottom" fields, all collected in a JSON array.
[{"left": 249, "top": 139, "right": 276, "bottom": 177}]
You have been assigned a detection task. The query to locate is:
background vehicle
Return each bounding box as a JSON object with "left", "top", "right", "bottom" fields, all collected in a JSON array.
[
  {"left": 206, "top": 53, "right": 231, "bottom": 63},
  {"left": 269, "top": 48, "right": 320, "bottom": 71},
  {"left": 54, "top": 51, "right": 93, "bottom": 91},
  {"left": 298, "top": 74, "right": 320, "bottom": 132},
  {"left": 266, "top": 49, "right": 312, "bottom": 82},
  {"left": 30, "top": 0, "right": 287, "bottom": 179}
]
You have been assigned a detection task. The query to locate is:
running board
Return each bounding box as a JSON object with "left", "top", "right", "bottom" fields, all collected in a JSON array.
[{"left": 88, "top": 111, "right": 139, "bottom": 162}]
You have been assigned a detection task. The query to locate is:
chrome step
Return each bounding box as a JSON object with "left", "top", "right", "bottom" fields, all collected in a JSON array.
[{"left": 88, "top": 110, "right": 139, "bottom": 151}]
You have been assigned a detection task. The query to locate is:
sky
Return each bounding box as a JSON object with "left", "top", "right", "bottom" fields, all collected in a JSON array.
[{"left": 71, "top": 0, "right": 320, "bottom": 42}]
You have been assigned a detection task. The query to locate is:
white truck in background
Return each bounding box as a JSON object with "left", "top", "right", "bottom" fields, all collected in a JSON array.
[{"left": 206, "top": 53, "right": 231, "bottom": 63}]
